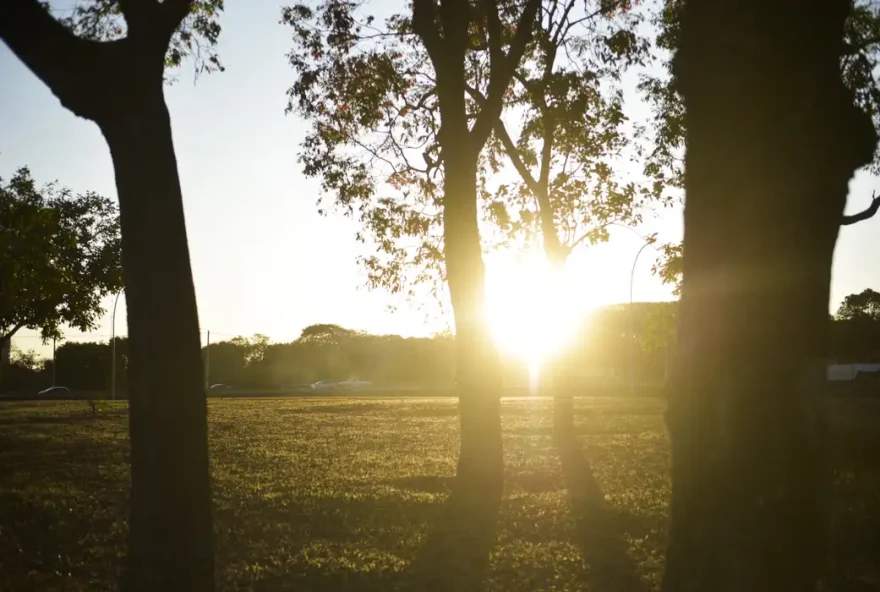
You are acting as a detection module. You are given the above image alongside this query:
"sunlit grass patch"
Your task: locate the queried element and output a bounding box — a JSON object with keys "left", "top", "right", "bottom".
{"left": 0, "top": 396, "right": 877, "bottom": 590}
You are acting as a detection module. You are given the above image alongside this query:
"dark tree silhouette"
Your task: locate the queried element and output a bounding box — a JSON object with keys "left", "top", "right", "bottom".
{"left": 663, "top": 1, "right": 877, "bottom": 591}
{"left": 411, "top": 0, "right": 540, "bottom": 491}
{"left": 0, "top": 2, "right": 223, "bottom": 590}
{"left": 1, "top": 167, "right": 122, "bottom": 343}
{"left": 837, "top": 288, "right": 880, "bottom": 321}
{"left": 646, "top": 1, "right": 880, "bottom": 297}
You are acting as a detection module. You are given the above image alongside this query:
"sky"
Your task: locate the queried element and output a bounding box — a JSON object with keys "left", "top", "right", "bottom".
{"left": 3, "top": 0, "right": 880, "bottom": 359}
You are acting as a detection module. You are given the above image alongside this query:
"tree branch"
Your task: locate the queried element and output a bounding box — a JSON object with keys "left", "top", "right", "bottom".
{"left": 469, "top": 0, "right": 541, "bottom": 151}
{"left": 842, "top": 191, "right": 880, "bottom": 226}
{"left": 490, "top": 110, "right": 566, "bottom": 263}
{"left": 1, "top": 321, "right": 28, "bottom": 342}
{"left": 157, "top": 0, "right": 195, "bottom": 42}
{"left": 412, "top": 0, "right": 444, "bottom": 67}
{"left": 118, "top": 0, "right": 159, "bottom": 34}
{"left": 491, "top": 116, "right": 541, "bottom": 195}
{"left": 0, "top": 0, "right": 115, "bottom": 119}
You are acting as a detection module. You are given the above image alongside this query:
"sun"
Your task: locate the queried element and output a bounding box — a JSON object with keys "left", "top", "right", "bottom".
{"left": 484, "top": 250, "right": 593, "bottom": 373}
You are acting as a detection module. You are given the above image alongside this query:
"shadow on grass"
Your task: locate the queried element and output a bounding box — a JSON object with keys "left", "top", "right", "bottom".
{"left": 404, "top": 479, "right": 501, "bottom": 592}
{"left": 249, "top": 476, "right": 500, "bottom": 592}
{"left": 555, "top": 429, "right": 649, "bottom": 592}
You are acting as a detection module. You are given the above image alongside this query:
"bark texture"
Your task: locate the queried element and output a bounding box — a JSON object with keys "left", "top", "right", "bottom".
{"left": 441, "top": 118, "right": 504, "bottom": 494}
{"left": 100, "top": 81, "right": 214, "bottom": 592}
{"left": 663, "top": 1, "right": 877, "bottom": 591}
{"left": 412, "top": 0, "right": 539, "bottom": 493}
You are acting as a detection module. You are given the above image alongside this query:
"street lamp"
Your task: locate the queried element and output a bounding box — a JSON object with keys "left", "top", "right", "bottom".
{"left": 572, "top": 222, "right": 664, "bottom": 395}
{"left": 110, "top": 291, "right": 122, "bottom": 401}
{"left": 629, "top": 239, "right": 657, "bottom": 397}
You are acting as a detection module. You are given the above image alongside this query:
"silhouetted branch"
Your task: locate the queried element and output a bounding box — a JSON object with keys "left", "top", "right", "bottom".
{"left": 842, "top": 191, "right": 880, "bottom": 226}
{"left": 491, "top": 117, "right": 541, "bottom": 195}
{"left": 158, "top": 0, "right": 195, "bottom": 42}
{"left": 0, "top": 0, "right": 115, "bottom": 119}
{"left": 412, "top": 0, "right": 444, "bottom": 65}
{"left": 1, "top": 322, "right": 28, "bottom": 342}
{"left": 469, "top": 0, "right": 541, "bottom": 151}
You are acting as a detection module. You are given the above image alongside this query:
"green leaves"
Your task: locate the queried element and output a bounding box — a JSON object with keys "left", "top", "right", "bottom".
{"left": 0, "top": 167, "right": 123, "bottom": 341}
{"left": 484, "top": 0, "right": 654, "bottom": 259}
{"left": 650, "top": 241, "right": 682, "bottom": 296}
{"left": 50, "top": 0, "right": 225, "bottom": 80}
{"left": 284, "top": 0, "right": 445, "bottom": 302}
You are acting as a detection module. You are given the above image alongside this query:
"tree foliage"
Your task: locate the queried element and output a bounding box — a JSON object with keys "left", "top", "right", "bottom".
{"left": 837, "top": 287, "right": 880, "bottom": 321}
{"left": 485, "top": 0, "right": 667, "bottom": 262}
{"left": 284, "top": 0, "right": 445, "bottom": 302}
{"left": 0, "top": 167, "right": 122, "bottom": 341}
{"left": 286, "top": 0, "right": 625, "bottom": 307}
{"left": 3, "top": 312, "right": 678, "bottom": 393}
{"left": 46, "top": 0, "right": 225, "bottom": 79}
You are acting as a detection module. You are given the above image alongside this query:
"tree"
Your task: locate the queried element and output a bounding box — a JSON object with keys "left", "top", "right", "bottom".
{"left": 1, "top": 167, "right": 122, "bottom": 342}
{"left": 481, "top": 0, "right": 657, "bottom": 431}
{"left": 285, "top": 0, "right": 541, "bottom": 490}
{"left": 0, "top": 346, "right": 50, "bottom": 393}
{"left": 836, "top": 287, "right": 880, "bottom": 321}
{"left": 0, "top": 2, "right": 223, "bottom": 589}
{"left": 645, "top": 2, "right": 880, "bottom": 297}
{"left": 662, "top": 1, "right": 877, "bottom": 591}
{"left": 833, "top": 288, "right": 880, "bottom": 363}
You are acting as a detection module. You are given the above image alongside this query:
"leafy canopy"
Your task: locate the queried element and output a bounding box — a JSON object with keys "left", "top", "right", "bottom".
{"left": 837, "top": 288, "right": 880, "bottom": 321}
{"left": 484, "top": 0, "right": 667, "bottom": 263}
{"left": 0, "top": 167, "right": 123, "bottom": 341}
{"left": 284, "top": 0, "right": 572, "bottom": 307}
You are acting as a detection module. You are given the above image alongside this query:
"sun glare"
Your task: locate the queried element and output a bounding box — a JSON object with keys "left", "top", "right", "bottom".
{"left": 485, "top": 251, "right": 593, "bottom": 379}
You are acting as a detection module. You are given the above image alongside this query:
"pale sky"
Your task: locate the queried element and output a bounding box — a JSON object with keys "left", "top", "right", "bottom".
{"left": 3, "top": 0, "right": 880, "bottom": 359}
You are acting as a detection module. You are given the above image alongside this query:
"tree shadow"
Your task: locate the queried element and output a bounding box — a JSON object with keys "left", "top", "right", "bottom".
{"left": 555, "top": 430, "right": 650, "bottom": 592}
{"left": 402, "top": 477, "right": 502, "bottom": 592}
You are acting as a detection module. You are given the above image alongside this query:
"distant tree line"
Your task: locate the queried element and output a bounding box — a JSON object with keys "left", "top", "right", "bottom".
{"left": 5, "top": 291, "right": 880, "bottom": 396}
{"left": 2, "top": 305, "right": 681, "bottom": 394}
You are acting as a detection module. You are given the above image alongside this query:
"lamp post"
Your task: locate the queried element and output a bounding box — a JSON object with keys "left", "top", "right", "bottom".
{"left": 629, "top": 240, "right": 656, "bottom": 397}
{"left": 110, "top": 291, "right": 121, "bottom": 401}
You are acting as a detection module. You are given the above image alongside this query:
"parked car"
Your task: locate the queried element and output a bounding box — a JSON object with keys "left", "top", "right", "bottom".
{"left": 310, "top": 381, "right": 337, "bottom": 391}
{"left": 38, "top": 386, "right": 70, "bottom": 396}
{"left": 209, "top": 384, "right": 233, "bottom": 391}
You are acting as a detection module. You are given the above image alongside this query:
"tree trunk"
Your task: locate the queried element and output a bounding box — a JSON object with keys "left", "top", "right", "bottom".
{"left": 443, "top": 151, "right": 504, "bottom": 495}
{"left": 98, "top": 79, "right": 214, "bottom": 592}
{"left": 663, "top": 2, "right": 876, "bottom": 591}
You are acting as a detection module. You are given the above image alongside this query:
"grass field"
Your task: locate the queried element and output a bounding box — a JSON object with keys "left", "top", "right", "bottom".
{"left": 0, "top": 397, "right": 878, "bottom": 591}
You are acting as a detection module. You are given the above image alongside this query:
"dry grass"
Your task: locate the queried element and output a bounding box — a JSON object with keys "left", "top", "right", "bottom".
{"left": 0, "top": 396, "right": 877, "bottom": 591}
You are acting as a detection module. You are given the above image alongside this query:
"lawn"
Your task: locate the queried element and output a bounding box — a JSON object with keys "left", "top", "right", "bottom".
{"left": 0, "top": 397, "right": 877, "bottom": 591}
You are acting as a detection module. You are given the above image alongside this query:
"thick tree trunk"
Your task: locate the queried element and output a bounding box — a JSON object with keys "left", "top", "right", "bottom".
{"left": 98, "top": 80, "right": 214, "bottom": 592}
{"left": 663, "top": 2, "right": 877, "bottom": 591}
{"left": 443, "top": 152, "right": 504, "bottom": 495}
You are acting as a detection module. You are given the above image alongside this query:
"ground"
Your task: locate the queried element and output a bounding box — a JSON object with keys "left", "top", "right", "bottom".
{"left": 0, "top": 397, "right": 877, "bottom": 591}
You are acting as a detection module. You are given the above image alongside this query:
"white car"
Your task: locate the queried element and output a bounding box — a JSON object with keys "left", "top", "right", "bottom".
{"left": 38, "top": 386, "right": 70, "bottom": 396}
{"left": 310, "top": 380, "right": 337, "bottom": 391}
